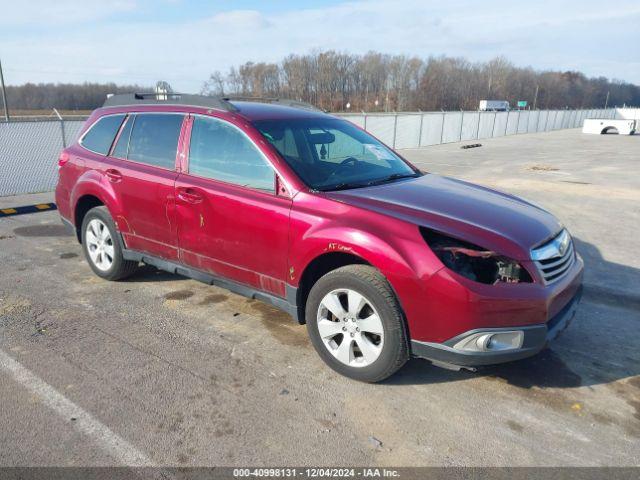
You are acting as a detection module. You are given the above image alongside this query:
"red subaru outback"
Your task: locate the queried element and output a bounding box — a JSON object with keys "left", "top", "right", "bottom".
{"left": 56, "top": 93, "right": 583, "bottom": 382}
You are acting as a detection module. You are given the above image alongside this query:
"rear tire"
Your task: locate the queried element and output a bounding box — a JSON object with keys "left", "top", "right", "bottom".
{"left": 306, "top": 265, "right": 409, "bottom": 382}
{"left": 81, "top": 206, "right": 138, "bottom": 281}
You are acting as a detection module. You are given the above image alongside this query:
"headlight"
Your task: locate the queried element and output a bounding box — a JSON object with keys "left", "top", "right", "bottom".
{"left": 420, "top": 228, "right": 532, "bottom": 285}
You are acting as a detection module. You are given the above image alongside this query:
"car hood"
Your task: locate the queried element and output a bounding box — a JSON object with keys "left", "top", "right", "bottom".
{"left": 324, "top": 174, "right": 562, "bottom": 260}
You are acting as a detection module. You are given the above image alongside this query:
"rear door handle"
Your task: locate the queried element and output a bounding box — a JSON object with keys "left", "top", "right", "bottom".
{"left": 105, "top": 169, "right": 122, "bottom": 183}
{"left": 177, "top": 188, "right": 203, "bottom": 204}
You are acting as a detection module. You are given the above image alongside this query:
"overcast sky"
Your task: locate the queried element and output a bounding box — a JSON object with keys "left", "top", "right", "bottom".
{"left": 1, "top": 0, "right": 639, "bottom": 91}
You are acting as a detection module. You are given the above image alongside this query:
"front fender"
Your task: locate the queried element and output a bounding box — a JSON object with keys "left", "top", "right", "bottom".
{"left": 288, "top": 192, "right": 444, "bottom": 338}
{"left": 291, "top": 225, "right": 418, "bottom": 287}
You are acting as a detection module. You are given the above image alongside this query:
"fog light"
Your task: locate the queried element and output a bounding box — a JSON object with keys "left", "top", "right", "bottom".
{"left": 487, "top": 331, "right": 524, "bottom": 350}
{"left": 453, "top": 330, "right": 524, "bottom": 352}
{"left": 475, "top": 334, "right": 493, "bottom": 351}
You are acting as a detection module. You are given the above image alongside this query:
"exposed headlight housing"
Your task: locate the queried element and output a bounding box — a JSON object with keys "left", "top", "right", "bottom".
{"left": 420, "top": 228, "right": 532, "bottom": 285}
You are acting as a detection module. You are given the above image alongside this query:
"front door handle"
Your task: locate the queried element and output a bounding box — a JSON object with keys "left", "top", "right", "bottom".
{"left": 105, "top": 169, "right": 122, "bottom": 183}
{"left": 177, "top": 188, "right": 203, "bottom": 204}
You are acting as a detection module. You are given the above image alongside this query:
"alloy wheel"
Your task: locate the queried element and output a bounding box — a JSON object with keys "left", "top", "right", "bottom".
{"left": 316, "top": 288, "right": 384, "bottom": 368}
{"left": 85, "top": 218, "right": 114, "bottom": 271}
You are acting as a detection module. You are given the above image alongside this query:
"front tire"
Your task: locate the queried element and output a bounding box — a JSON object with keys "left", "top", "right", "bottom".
{"left": 81, "top": 206, "right": 138, "bottom": 281}
{"left": 306, "top": 265, "right": 409, "bottom": 382}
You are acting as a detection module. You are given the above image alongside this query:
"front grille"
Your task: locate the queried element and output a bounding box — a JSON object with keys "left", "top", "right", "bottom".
{"left": 531, "top": 230, "right": 575, "bottom": 284}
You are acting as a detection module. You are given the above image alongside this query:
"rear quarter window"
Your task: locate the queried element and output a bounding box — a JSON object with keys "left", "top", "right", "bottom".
{"left": 127, "top": 113, "right": 184, "bottom": 169}
{"left": 80, "top": 114, "right": 125, "bottom": 155}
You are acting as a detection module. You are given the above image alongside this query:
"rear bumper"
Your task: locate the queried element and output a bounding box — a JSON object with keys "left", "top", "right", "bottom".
{"left": 411, "top": 285, "right": 582, "bottom": 367}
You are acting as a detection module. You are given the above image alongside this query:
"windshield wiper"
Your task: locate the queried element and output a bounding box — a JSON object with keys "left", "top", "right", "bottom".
{"left": 320, "top": 181, "right": 369, "bottom": 192}
{"left": 320, "top": 173, "right": 420, "bottom": 192}
{"left": 365, "top": 173, "right": 419, "bottom": 187}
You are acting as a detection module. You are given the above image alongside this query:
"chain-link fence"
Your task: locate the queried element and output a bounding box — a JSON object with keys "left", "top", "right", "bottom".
{"left": 0, "top": 119, "right": 85, "bottom": 196}
{"left": 0, "top": 107, "right": 629, "bottom": 197}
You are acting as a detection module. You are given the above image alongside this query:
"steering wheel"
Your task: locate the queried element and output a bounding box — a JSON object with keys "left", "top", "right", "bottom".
{"left": 338, "top": 157, "right": 359, "bottom": 167}
{"left": 327, "top": 157, "right": 360, "bottom": 181}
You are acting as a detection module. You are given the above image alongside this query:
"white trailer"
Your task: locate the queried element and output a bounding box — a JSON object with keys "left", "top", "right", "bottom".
{"left": 479, "top": 100, "right": 509, "bottom": 111}
{"left": 582, "top": 118, "right": 636, "bottom": 135}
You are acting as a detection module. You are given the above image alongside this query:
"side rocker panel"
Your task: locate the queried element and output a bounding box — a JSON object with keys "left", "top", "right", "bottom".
{"left": 121, "top": 247, "right": 299, "bottom": 321}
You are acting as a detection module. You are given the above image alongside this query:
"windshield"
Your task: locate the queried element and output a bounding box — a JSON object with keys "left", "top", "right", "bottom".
{"left": 253, "top": 118, "right": 419, "bottom": 191}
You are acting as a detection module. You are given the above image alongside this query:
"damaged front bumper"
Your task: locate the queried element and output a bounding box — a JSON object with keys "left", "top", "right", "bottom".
{"left": 411, "top": 285, "right": 583, "bottom": 367}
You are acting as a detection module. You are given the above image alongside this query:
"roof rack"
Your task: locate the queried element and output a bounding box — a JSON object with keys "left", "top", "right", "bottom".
{"left": 222, "top": 96, "right": 324, "bottom": 112}
{"left": 103, "top": 93, "right": 238, "bottom": 111}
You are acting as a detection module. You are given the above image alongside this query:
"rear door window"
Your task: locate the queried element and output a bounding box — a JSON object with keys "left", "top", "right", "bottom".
{"left": 80, "top": 114, "right": 125, "bottom": 155}
{"left": 127, "top": 113, "right": 184, "bottom": 169}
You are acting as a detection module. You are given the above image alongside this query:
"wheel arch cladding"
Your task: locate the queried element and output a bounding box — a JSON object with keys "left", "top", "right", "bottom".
{"left": 74, "top": 195, "right": 105, "bottom": 242}
{"left": 296, "top": 252, "right": 370, "bottom": 324}
{"left": 294, "top": 251, "right": 412, "bottom": 340}
{"left": 71, "top": 169, "right": 123, "bottom": 236}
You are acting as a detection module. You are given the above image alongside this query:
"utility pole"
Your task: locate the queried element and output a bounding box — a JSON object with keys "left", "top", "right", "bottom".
{"left": 604, "top": 90, "right": 610, "bottom": 109}
{"left": 0, "top": 58, "right": 9, "bottom": 122}
{"left": 533, "top": 85, "right": 539, "bottom": 110}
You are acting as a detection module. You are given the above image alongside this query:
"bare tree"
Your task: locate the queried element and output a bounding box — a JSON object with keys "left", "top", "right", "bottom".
{"left": 5, "top": 51, "right": 639, "bottom": 112}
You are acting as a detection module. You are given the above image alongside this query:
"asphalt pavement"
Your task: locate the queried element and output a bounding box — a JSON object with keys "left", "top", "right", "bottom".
{"left": 0, "top": 129, "right": 638, "bottom": 467}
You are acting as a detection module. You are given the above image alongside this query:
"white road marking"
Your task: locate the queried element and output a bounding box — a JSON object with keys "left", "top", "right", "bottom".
{"left": 0, "top": 349, "right": 153, "bottom": 466}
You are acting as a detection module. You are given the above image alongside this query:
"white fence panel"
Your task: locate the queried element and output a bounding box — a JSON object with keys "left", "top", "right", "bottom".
{"left": 395, "top": 114, "right": 422, "bottom": 149}
{"left": 560, "top": 111, "right": 568, "bottom": 128}
{"left": 492, "top": 112, "right": 508, "bottom": 137}
{"left": 536, "top": 110, "right": 547, "bottom": 132}
{"left": 617, "top": 108, "right": 640, "bottom": 120}
{"left": 420, "top": 113, "right": 444, "bottom": 146}
{"left": 526, "top": 110, "right": 538, "bottom": 133}
{"left": 460, "top": 112, "right": 479, "bottom": 141}
{"left": 477, "top": 112, "right": 495, "bottom": 139}
{"left": 516, "top": 111, "right": 528, "bottom": 134}
{"left": 505, "top": 111, "right": 518, "bottom": 135}
{"left": 342, "top": 114, "right": 366, "bottom": 129}
{"left": 547, "top": 111, "right": 556, "bottom": 130}
{"left": 364, "top": 115, "right": 395, "bottom": 146}
{"left": 335, "top": 108, "right": 614, "bottom": 147}
{"left": 441, "top": 111, "right": 463, "bottom": 143}
{"left": 0, "top": 108, "right": 623, "bottom": 196}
